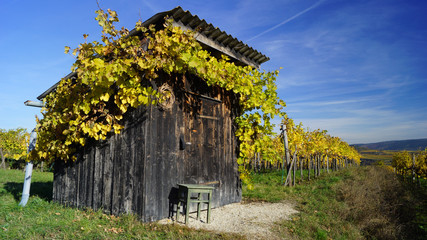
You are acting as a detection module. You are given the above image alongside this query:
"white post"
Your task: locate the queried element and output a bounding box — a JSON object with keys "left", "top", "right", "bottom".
{"left": 19, "top": 129, "right": 37, "bottom": 207}
{"left": 281, "top": 124, "right": 290, "bottom": 185}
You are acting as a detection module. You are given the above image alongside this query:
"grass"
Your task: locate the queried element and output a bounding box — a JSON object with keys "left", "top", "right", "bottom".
{"left": 243, "top": 168, "right": 334, "bottom": 202}
{"left": 0, "top": 169, "right": 244, "bottom": 240}
{"left": 244, "top": 169, "right": 362, "bottom": 239}
{"left": 243, "top": 166, "right": 427, "bottom": 239}
{"left": 2, "top": 167, "right": 426, "bottom": 239}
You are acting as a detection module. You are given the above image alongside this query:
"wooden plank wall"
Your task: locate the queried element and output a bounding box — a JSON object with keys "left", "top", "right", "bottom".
{"left": 52, "top": 75, "right": 241, "bottom": 222}
{"left": 53, "top": 106, "right": 148, "bottom": 216}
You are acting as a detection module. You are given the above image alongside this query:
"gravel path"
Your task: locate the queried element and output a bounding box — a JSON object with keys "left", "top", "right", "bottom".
{"left": 158, "top": 201, "right": 298, "bottom": 239}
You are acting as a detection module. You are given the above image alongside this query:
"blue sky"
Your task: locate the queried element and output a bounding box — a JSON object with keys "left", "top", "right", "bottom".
{"left": 1, "top": 0, "right": 426, "bottom": 144}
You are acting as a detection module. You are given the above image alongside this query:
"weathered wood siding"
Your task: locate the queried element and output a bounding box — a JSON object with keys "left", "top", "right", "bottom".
{"left": 52, "top": 74, "right": 241, "bottom": 222}
{"left": 53, "top": 105, "right": 148, "bottom": 216}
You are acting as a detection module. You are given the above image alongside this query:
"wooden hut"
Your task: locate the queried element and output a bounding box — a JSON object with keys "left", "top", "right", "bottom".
{"left": 37, "top": 6, "right": 269, "bottom": 222}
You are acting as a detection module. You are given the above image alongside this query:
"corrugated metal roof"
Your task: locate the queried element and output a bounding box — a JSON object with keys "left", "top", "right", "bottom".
{"left": 38, "top": 6, "right": 268, "bottom": 100}
{"left": 161, "top": 6, "right": 269, "bottom": 68}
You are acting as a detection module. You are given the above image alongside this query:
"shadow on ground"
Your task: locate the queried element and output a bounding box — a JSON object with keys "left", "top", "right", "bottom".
{"left": 3, "top": 181, "right": 53, "bottom": 202}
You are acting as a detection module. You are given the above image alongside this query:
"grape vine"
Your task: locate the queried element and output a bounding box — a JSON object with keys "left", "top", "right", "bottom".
{"left": 239, "top": 115, "right": 361, "bottom": 188}
{"left": 392, "top": 149, "right": 427, "bottom": 180}
{"left": 0, "top": 128, "right": 29, "bottom": 168}
{"left": 29, "top": 8, "right": 285, "bottom": 184}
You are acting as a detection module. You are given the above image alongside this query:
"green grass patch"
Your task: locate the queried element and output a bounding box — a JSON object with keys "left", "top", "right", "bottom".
{"left": 243, "top": 169, "right": 362, "bottom": 239}
{"left": 0, "top": 169, "right": 244, "bottom": 240}
{"left": 2, "top": 167, "right": 426, "bottom": 239}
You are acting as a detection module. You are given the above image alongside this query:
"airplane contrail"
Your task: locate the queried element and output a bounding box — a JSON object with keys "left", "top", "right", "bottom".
{"left": 247, "top": 0, "right": 324, "bottom": 42}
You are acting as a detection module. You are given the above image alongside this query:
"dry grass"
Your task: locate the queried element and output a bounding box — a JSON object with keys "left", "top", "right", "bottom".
{"left": 262, "top": 166, "right": 427, "bottom": 239}
{"left": 336, "top": 166, "right": 425, "bottom": 239}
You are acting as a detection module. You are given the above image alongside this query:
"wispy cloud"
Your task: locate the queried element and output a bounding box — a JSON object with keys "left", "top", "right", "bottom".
{"left": 140, "top": 0, "right": 162, "bottom": 14}
{"left": 247, "top": 0, "right": 324, "bottom": 42}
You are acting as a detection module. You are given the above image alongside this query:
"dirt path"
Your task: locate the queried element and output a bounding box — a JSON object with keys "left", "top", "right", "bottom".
{"left": 158, "top": 201, "right": 298, "bottom": 239}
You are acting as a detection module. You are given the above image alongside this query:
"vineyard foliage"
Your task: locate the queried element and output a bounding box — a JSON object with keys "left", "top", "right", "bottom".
{"left": 392, "top": 149, "right": 427, "bottom": 179}
{"left": 29, "top": 8, "right": 359, "bottom": 183}
{"left": 29, "top": 9, "right": 284, "bottom": 181}
{"left": 236, "top": 114, "right": 361, "bottom": 187}
{"left": 0, "top": 128, "right": 29, "bottom": 168}
{"left": 275, "top": 116, "right": 360, "bottom": 166}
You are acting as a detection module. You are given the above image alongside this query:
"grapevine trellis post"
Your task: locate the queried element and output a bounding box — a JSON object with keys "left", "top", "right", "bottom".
{"left": 412, "top": 153, "right": 416, "bottom": 182}
{"left": 300, "top": 157, "right": 303, "bottom": 181}
{"left": 328, "top": 157, "right": 331, "bottom": 171}
{"left": 284, "top": 150, "right": 297, "bottom": 186}
{"left": 293, "top": 155, "right": 297, "bottom": 185}
{"left": 281, "top": 123, "right": 290, "bottom": 185}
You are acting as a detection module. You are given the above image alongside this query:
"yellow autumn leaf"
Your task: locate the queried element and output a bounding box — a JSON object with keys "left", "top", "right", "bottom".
{"left": 100, "top": 92, "right": 110, "bottom": 102}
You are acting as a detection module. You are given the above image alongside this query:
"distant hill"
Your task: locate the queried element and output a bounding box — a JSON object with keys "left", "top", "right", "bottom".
{"left": 353, "top": 138, "right": 427, "bottom": 151}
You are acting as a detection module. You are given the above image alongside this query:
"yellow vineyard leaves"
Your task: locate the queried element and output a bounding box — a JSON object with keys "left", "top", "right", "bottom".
{"left": 31, "top": 8, "right": 285, "bottom": 186}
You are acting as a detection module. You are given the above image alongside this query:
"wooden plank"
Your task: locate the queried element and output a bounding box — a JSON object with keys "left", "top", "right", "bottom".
{"left": 142, "top": 105, "right": 151, "bottom": 221}
{"left": 175, "top": 102, "right": 185, "bottom": 219}
{"left": 111, "top": 134, "right": 122, "bottom": 216}
{"left": 199, "top": 115, "right": 219, "bottom": 120}
{"left": 144, "top": 104, "right": 157, "bottom": 221}
{"left": 143, "top": 101, "right": 180, "bottom": 221}
{"left": 78, "top": 149, "right": 85, "bottom": 207}
{"left": 156, "top": 109, "right": 165, "bottom": 219}
{"left": 60, "top": 161, "right": 66, "bottom": 205}
{"left": 117, "top": 133, "right": 125, "bottom": 215}
{"left": 133, "top": 109, "right": 146, "bottom": 217}
{"left": 82, "top": 147, "right": 89, "bottom": 207}
{"left": 73, "top": 160, "right": 80, "bottom": 207}
{"left": 110, "top": 135, "right": 118, "bottom": 214}
{"left": 183, "top": 90, "right": 222, "bottom": 103}
{"left": 62, "top": 163, "right": 68, "bottom": 206}
{"left": 102, "top": 141, "right": 112, "bottom": 213}
{"left": 128, "top": 125, "right": 137, "bottom": 215}
{"left": 52, "top": 161, "right": 58, "bottom": 203}
{"left": 218, "top": 104, "right": 226, "bottom": 205}
{"left": 84, "top": 148, "right": 91, "bottom": 207}
{"left": 68, "top": 160, "right": 76, "bottom": 207}
{"left": 163, "top": 106, "right": 178, "bottom": 220}
{"left": 224, "top": 111, "right": 233, "bottom": 205}
{"left": 211, "top": 102, "right": 221, "bottom": 207}
{"left": 123, "top": 125, "right": 133, "bottom": 214}
{"left": 52, "top": 160, "right": 62, "bottom": 204}
{"left": 201, "top": 99, "right": 219, "bottom": 208}
{"left": 87, "top": 146, "right": 94, "bottom": 208}
{"left": 93, "top": 144, "right": 103, "bottom": 210}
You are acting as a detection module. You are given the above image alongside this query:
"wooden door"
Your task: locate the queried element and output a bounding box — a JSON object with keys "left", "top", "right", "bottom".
{"left": 183, "top": 95, "right": 221, "bottom": 185}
